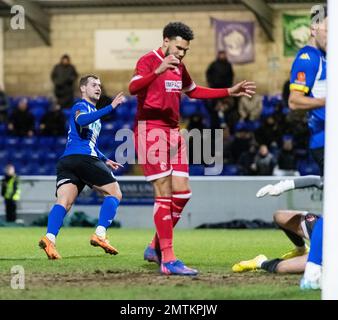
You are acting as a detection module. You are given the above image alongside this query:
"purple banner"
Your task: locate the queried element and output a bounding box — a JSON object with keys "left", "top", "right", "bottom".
{"left": 210, "top": 18, "right": 255, "bottom": 64}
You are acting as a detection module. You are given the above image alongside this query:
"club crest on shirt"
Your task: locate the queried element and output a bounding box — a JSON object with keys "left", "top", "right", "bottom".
{"left": 165, "top": 80, "right": 182, "bottom": 92}
{"left": 296, "top": 72, "right": 306, "bottom": 84}
{"left": 160, "top": 161, "right": 168, "bottom": 171}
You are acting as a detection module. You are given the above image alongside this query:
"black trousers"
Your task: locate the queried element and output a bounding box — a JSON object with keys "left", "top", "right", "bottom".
{"left": 310, "top": 147, "right": 324, "bottom": 176}
{"left": 5, "top": 199, "right": 17, "bottom": 222}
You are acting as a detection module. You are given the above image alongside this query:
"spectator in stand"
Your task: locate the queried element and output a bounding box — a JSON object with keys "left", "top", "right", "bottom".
{"left": 231, "top": 122, "right": 255, "bottom": 163}
{"left": 209, "top": 98, "right": 239, "bottom": 133}
{"left": 223, "top": 126, "right": 234, "bottom": 165}
{"left": 238, "top": 94, "right": 262, "bottom": 122}
{"left": 282, "top": 78, "right": 291, "bottom": 108}
{"left": 0, "top": 86, "right": 10, "bottom": 123}
{"left": 210, "top": 98, "right": 227, "bottom": 129}
{"left": 255, "top": 115, "right": 283, "bottom": 148}
{"left": 285, "top": 110, "right": 310, "bottom": 152}
{"left": 251, "top": 144, "right": 276, "bottom": 176}
{"left": 237, "top": 143, "right": 257, "bottom": 176}
{"left": 51, "top": 54, "right": 78, "bottom": 108}
{"left": 39, "top": 101, "right": 66, "bottom": 136}
{"left": 187, "top": 113, "right": 205, "bottom": 164}
{"left": 206, "top": 50, "right": 234, "bottom": 89}
{"left": 274, "top": 136, "right": 299, "bottom": 176}
{"left": 7, "top": 98, "right": 35, "bottom": 137}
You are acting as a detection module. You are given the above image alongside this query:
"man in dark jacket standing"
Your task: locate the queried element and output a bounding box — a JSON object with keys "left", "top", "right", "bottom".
{"left": 51, "top": 54, "right": 78, "bottom": 108}
{"left": 1, "top": 164, "right": 20, "bottom": 222}
{"left": 206, "top": 50, "right": 234, "bottom": 89}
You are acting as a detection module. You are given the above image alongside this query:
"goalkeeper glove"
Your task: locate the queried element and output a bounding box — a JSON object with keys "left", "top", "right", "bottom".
{"left": 256, "top": 180, "right": 295, "bottom": 198}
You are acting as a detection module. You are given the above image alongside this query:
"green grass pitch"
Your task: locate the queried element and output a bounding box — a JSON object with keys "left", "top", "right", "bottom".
{"left": 0, "top": 227, "right": 320, "bottom": 300}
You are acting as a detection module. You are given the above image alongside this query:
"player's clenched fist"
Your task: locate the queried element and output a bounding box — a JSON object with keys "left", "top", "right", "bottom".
{"left": 155, "top": 54, "right": 180, "bottom": 74}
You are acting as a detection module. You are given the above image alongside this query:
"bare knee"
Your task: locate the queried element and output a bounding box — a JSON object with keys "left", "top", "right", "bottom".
{"left": 153, "top": 177, "right": 172, "bottom": 197}
{"left": 273, "top": 210, "right": 286, "bottom": 226}
{"left": 56, "top": 199, "right": 73, "bottom": 212}
{"left": 109, "top": 189, "right": 122, "bottom": 201}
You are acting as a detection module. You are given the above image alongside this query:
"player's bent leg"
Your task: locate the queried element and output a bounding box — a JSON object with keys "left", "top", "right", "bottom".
{"left": 90, "top": 182, "right": 122, "bottom": 255}
{"left": 149, "top": 175, "right": 191, "bottom": 254}
{"left": 172, "top": 175, "right": 191, "bottom": 227}
{"left": 39, "top": 183, "right": 78, "bottom": 260}
{"left": 273, "top": 210, "right": 309, "bottom": 259}
{"left": 275, "top": 254, "right": 308, "bottom": 274}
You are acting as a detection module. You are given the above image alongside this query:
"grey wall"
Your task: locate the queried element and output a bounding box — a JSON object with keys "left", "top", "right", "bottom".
{"left": 0, "top": 176, "right": 323, "bottom": 228}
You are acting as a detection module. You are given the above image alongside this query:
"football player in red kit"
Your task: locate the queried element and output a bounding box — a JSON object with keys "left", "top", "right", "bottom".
{"left": 129, "top": 22, "right": 256, "bottom": 275}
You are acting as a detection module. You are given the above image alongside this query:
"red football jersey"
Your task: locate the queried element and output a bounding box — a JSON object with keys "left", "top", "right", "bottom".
{"left": 130, "top": 48, "right": 196, "bottom": 128}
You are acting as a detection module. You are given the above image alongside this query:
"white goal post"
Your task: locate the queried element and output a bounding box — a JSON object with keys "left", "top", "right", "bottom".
{"left": 322, "top": 0, "right": 338, "bottom": 300}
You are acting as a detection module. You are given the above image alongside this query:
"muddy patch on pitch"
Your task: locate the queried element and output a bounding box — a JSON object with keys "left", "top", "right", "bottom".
{"left": 0, "top": 270, "right": 300, "bottom": 289}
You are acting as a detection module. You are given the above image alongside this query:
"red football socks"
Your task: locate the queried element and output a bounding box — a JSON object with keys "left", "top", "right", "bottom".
{"left": 150, "top": 191, "right": 191, "bottom": 262}
{"left": 153, "top": 197, "right": 175, "bottom": 262}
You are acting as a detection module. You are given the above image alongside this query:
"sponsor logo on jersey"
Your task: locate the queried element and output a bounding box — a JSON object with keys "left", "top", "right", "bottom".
{"left": 300, "top": 53, "right": 311, "bottom": 60}
{"left": 165, "top": 80, "right": 182, "bottom": 92}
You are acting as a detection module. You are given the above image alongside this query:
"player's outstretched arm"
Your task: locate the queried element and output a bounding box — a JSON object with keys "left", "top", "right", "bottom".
{"left": 256, "top": 175, "right": 323, "bottom": 198}
{"left": 76, "top": 92, "right": 125, "bottom": 126}
{"left": 256, "top": 180, "right": 295, "bottom": 198}
{"left": 228, "top": 80, "right": 256, "bottom": 98}
{"left": 186, "top": 80, "right": 256, "bottom": 100}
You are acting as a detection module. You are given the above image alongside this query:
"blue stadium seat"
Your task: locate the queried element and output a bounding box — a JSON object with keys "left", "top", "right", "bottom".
{"left": 30, "top": 107, "right": 46, "bottom": 121}
{"left": 115, "top": 102, "right": 133, "bottom": 121}
{"left": 5, "top": 137, "right": 21, "bottom": 152}
{"left": 21, "top": 136, "right": 37, "bottom": 148}
{"left": 11, "top": 150, "right": 25, "bottom": 162}
{"left": 62, "top": 108, "right": 72, "bottom": 120}
{"left": 35, "top": 164, "right": 50, "bottom": 175}
{"left": 28, "top": 150, "right": 44, "bottom": 163}
{"left": 0, "top": 123, "right": 6, "bottom": 136}
{"left": 0, "top": 150, "right": 9, "bottom": 165}
{"left": 38, "top": 136, "right": 56, "bottom": 147}
{"left": 221, "top": 164, "right": 239, "bottom": 176}
{"left": 46, "top": 151, "right": 58, "bottom": 162}
{"left": 180, "top": 97, "right": 200, "bottom": 118}
{"left": 56, "top": 137, "right": 67, "bottom": 148}
{"left": 298, "top": 159, "right": 320, "bottom": 176}
{"left": 29, "top": 96, "right": 51, "bottom": 109}
{"left": 17, "top": 164, "right": 32, "bottom": 175}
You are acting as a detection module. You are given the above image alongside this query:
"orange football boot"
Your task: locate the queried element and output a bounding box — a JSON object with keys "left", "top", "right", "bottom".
{"left": 38, "top": 236, "right": 61, "bottom": 260}
{"left": 90, "top": 234, "right": 119, "bottom": 255}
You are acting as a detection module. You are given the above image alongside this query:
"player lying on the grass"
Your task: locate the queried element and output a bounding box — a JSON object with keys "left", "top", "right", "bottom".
{"left": 39, "top": 75, "right": 125, "bottom": 259}
{"left": 257, "top": 175, "right": 324, "bottom": 290}
{"left": 232, "top": 175, "right": 323, "bottom": 277}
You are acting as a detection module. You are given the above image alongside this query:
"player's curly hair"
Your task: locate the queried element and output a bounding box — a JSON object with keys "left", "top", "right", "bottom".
{"left": 163, "top": 22, "right": 194, "bottom": 41}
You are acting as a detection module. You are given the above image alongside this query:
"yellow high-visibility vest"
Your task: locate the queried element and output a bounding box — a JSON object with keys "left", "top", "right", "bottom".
{"left": 4, "top": 176, "right": 20, "bottom": 201}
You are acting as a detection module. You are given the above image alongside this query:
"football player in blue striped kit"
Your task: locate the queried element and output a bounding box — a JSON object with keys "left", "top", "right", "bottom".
{"left": 289, "top": 5, "right": 327, "bottom": 290}
{"left": 288, "top": 6, "right": 327, "bottom": 175}
{"left": 39, "top": 75, "right": 125, "bottom": 259}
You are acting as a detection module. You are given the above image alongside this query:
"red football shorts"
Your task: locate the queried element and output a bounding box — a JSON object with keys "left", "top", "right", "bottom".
{"left": 134, "top": 122, "right": 189, "bottom": 181}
